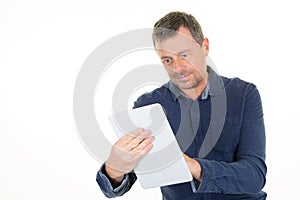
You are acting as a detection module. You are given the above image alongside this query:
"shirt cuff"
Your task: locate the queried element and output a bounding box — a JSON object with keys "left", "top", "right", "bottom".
{"left": 96, "top": 163, "right": 136, "bottom": 198}
{"left": 99, "top": 163, "right": 130, "bottom": 192}
{"left": 191, "top": 178, "right": 201, "bottom": 192}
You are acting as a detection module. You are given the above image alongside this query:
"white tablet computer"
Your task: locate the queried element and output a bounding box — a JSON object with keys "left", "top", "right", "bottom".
{"left": 108, "top": 103, "right": 193, "bottom": 189}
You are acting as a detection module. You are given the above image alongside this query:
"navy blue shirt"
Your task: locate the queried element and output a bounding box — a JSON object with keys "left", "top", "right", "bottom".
{"left": 96, "top": 67, "right": 267, "bottom": 199}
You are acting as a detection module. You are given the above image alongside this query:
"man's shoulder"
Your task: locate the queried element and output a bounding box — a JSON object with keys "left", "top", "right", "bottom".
{"left": 133, "top": 85, "right": 172, "bottom": 108}
{"left": 218, "top": 75, "right": 261, "bottom": 107}
{"left": 209, "top": 67, "right": 258, "bottom": 96}
{"left": 221, "top": 75, "right": 257, "bottom": 92}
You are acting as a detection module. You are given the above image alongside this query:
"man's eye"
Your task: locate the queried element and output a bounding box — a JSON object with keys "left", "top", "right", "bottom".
{"left": 181, "top": 53, "right": 188, "bottom": 58}
{"left": 163, "top": 58, "right": 172, "bottom": 64}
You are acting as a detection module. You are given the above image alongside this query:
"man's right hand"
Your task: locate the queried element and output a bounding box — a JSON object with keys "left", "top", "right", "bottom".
{"left": 105, "top": 128, "right": 154, "bottom": 186}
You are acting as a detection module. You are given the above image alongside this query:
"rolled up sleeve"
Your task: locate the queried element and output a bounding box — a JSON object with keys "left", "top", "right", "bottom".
{"left": 96, "top": 163, "right": 137, "bottom": 198}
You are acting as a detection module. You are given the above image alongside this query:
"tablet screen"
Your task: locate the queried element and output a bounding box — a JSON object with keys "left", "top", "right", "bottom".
{"left": 108, "top": 103, "right": 192, "bottom": 188}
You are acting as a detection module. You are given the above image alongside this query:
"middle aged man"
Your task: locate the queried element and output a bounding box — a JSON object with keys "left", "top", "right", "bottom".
{"left": 96, "top": 11, "right": 267, "bottom": 200}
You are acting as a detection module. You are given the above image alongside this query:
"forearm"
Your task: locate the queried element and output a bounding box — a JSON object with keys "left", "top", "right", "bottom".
{"left": 190, "top": 84, "right": 267, "bottom": 194}
{"left": 193, "top": 156, "right": 266, "bottom": 194}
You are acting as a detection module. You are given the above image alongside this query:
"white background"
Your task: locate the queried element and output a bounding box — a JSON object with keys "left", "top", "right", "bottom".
{"left": 1, "top": 0, "right": 299, "bottom": 199}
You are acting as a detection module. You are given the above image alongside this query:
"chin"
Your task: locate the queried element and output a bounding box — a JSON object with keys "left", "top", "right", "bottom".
{"left": 177, "top": 83, "right": 196, "bottom": 90}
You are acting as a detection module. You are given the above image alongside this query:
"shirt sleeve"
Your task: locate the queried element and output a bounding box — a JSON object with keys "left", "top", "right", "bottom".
{"left": 191, "top": 84, "right": 267, "bottom": 194}
{"left": 96, "top": 163, "right": 137, "bottom": 198}
{"left": 95, "top": 91, "right": 147, "bottom": 197}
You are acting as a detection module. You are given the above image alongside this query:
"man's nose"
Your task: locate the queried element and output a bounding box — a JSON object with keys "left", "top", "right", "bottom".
{"left": 173, "top": 57, "right": 186, "bottom": 73}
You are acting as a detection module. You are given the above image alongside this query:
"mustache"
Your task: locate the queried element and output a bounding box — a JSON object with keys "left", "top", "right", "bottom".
{"left": 173, "top": 70, "right": 193, "bottom": 78}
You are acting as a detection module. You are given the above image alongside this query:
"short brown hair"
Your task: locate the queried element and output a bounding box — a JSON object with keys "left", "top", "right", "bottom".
{"left": 152, "top": 11, "right": 204, "bottom": 46}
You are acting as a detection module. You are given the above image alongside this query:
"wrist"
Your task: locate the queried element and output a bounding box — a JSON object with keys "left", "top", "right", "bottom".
{"left": 190, "top": 159, "right": 201, "bottom": 181}
{"left": 184, "top": 155, "right": 202, "bottom": 181}
{"left": 104, "top": 163, "right": 125, "bottom": 185}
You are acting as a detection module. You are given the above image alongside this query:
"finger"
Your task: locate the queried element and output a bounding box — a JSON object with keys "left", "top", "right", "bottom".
{"left": 133, "top": 139, "right": 154, "bottom": 160}
{"left": 128, "top": 130, "right": 151, "bottom": 148}
{"left": 131, "top": 135, "right": 154, "bottom": 155}
{"left": 126, "top": 130, "right": 152, "bottom": 151}
{"left": 116, "top": 128, "right": 144, "bottom": 146}
{"left": 127, "top": 127, "right": 145, "bottom": 138}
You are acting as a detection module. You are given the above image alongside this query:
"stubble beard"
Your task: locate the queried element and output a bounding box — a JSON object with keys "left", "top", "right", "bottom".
{"left": 175, "top": 74, "right": 202, "bottom": 90}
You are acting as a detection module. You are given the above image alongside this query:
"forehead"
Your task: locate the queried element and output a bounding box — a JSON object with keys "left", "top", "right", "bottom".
{"left": 155, "top": 27, "right": 200, "bottom": 55}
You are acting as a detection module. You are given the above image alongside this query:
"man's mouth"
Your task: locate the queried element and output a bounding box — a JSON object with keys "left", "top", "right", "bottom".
{"left": 178, "top": 73, "right": 192, "bottom": 82}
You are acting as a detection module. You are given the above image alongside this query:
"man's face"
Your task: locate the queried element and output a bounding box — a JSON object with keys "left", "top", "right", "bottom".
{"left": 155, "top": 26, "right": 209, "bottom": 93}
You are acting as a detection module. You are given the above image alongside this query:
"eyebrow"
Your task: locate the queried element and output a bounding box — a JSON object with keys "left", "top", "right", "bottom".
{"left": 160, "top": 49, "right": 191, "bottom": 59}
{"left": 160, "top": 55, "right": 171, "bottom": 60}
{"left": 177, "top": 49, "right": 191, "bottom": 55}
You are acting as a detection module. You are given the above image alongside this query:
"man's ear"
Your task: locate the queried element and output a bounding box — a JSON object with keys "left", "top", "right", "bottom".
{"left": 202, "top": 38, "right": 209, "bottom": 56}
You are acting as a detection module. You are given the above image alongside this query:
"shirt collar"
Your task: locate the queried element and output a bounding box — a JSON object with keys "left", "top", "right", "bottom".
{"left": 163, "top": 66, "right": 224, "bottom": 102}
